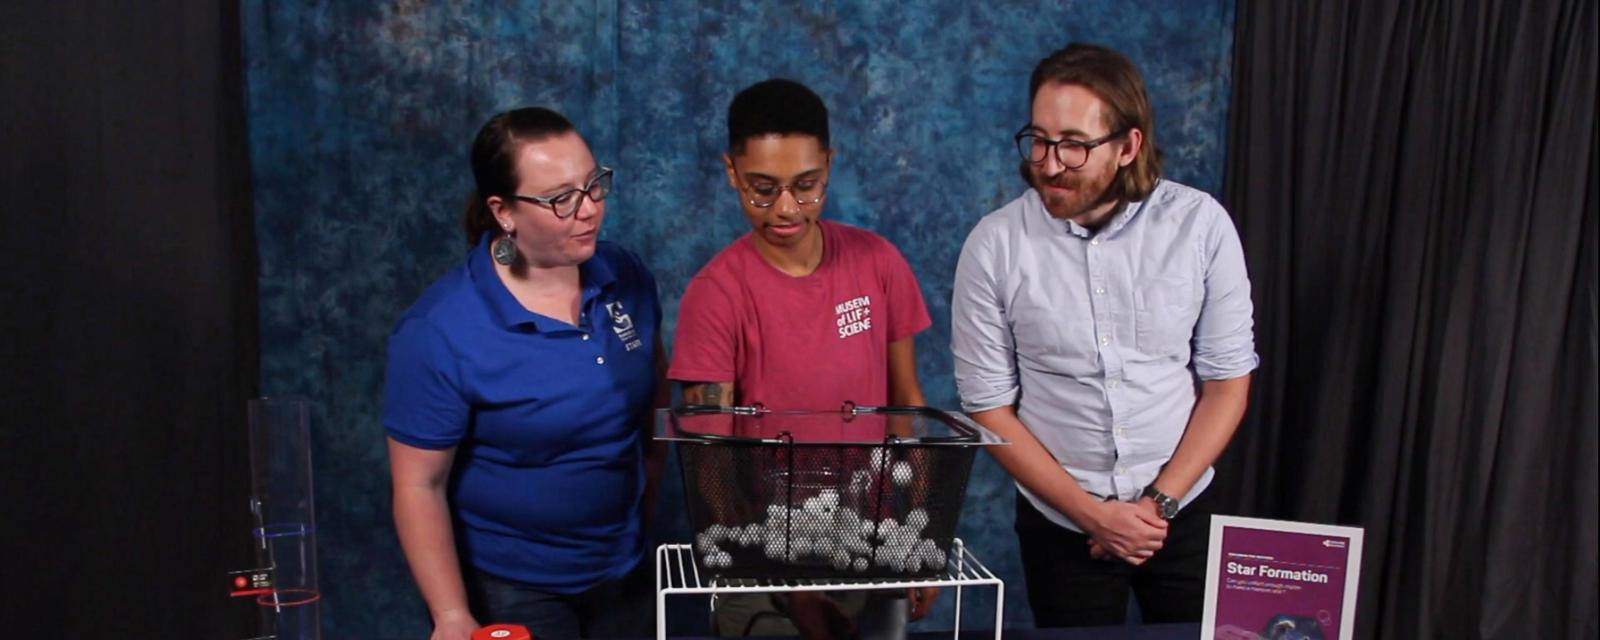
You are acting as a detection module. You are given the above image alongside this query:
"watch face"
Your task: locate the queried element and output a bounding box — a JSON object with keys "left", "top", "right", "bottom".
{"left": 1143, "top": 486, "right": 1177, "bottom": 517}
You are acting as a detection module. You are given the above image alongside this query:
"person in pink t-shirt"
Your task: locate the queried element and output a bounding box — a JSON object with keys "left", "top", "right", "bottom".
{"left": 668, "top": 79, "right": 937, "bottom": 639}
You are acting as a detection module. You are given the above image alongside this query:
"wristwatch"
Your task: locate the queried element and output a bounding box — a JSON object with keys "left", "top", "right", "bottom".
{"left": 1140, "top": 485, "right": 1181, "bottom": 520}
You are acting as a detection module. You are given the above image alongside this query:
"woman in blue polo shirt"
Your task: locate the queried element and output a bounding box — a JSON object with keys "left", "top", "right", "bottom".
{"left": 384, "top": 107, "right": 662, "bottom": 640}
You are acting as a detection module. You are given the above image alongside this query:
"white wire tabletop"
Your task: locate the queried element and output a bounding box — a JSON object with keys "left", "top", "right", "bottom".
{"left": 655, "top": 537, "right": 1004, "bottom": 639}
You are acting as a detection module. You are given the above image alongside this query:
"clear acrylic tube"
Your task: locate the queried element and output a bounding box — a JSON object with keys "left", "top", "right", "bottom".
{"left": 248, "top": 398, "right": 322, "bottom": 640}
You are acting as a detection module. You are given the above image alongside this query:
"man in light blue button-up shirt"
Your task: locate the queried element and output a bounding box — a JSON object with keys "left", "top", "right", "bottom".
{"left": 952, "top": 43, "right": 1258, "bottom": 627}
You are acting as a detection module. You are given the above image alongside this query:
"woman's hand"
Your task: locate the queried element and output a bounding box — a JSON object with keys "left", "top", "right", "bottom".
{"left": 429, "top": 608, "right": 479, "bottom": 640}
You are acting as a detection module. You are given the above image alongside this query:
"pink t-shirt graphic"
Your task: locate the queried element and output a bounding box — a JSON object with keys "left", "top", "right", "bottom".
{"left": 669, "top": 220, "right": 931, "bottom": 439}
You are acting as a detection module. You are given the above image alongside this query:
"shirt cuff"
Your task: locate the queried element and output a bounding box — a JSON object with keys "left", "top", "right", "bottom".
{"left": 1194, "top": 351, "right": 1260, "bottom": 380}
{"left": 384, "top": 426, "right": 460, "bottom": 451}
{"left": 958, "top": 386, "right": 1019, "bottom": 414}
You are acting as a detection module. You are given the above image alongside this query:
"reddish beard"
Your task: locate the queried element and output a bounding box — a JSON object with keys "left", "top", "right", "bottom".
{"left": 1032, "top": 162, "right": 1120, "bottom": 221}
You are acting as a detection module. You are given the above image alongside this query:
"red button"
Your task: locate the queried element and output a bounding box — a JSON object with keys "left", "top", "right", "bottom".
{"left": 472, "top": 624, "right": 533, "bottom": 640}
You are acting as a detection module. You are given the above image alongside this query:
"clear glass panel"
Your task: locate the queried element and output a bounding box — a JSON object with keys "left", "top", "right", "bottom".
{"left": 653, "top": 406, "right": 1008, "bottom": 446}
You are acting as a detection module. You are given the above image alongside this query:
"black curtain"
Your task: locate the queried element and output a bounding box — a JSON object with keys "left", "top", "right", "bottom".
{"left": 1220, "top": 0, "right": 1597, "bottom": 638}
{"left": 0, "top": 1, "right": 259, "bottom": 637}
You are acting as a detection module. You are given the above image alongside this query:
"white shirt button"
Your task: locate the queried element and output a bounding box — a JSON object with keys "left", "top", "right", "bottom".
{"left": 1094, "top": 287, "right": 1106, "bottom": 295}
{"left": 595, "top": 356, "right": 605, "bottom": 365}
{"left": 1100, "top": 335, "right": 1111, "bottom": 345}
{"left": 1116, "top": 425, "right": 1128, "bottom": 437}
{"left": 1116, "top": 465, "right": 1127, "bottom": 475}
{"left": 1091, "top": 238, "right": 1101, "bottom": 246}
{"left": 1108, "top": 378, "right": 1121, "bottom": 389}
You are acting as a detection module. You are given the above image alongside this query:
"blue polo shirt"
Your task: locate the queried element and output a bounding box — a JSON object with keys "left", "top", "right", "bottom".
{"left": 382, "top": 235, "right": 660, "bottom": 593}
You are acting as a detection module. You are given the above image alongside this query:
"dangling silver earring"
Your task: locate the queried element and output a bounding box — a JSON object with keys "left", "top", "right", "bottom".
{"left": 491, "top": 225, "right": 517, "bottom": 265}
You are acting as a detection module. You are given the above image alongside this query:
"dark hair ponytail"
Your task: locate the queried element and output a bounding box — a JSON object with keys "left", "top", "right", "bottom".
{"left": 461, "top": 107, "right": 578, "bottom": 244}
{"left": 461, "top": 191, "right": 496, "bottom": 246}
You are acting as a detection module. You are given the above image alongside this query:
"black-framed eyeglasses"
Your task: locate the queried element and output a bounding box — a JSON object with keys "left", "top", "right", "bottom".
{"left": 1014, "top": 127, "right": 1128, "bottom": 170}
{"left": 732, "top": 166, "right": 828, "bottom": 208}
{"left": 510, "top": 166, "right": 614, "bottom": 219}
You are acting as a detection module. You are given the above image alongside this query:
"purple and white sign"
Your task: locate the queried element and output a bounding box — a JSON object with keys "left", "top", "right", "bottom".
{"left": 1202, "top": 516, "right": 1363, "bottom": 640}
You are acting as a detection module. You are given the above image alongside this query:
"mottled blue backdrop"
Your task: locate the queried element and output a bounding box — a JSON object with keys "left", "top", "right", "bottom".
{"left": 243, "top": 1, "right": 1233, "bottom": 636}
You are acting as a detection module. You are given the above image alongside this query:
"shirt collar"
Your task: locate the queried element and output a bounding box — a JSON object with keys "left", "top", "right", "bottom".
{"left": 1100, "top": 180, "right": 1164, "bottom": 238}
{"left": 468, "top": 233, "right": 617, "bottom": 331}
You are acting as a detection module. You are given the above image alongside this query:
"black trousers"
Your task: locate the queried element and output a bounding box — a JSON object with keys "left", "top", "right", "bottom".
{"left": 1013, "top": 488, "right": 1215, "bottom": 628}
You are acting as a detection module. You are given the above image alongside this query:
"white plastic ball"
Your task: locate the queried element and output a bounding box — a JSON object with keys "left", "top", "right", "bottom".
{"left": 906, "top": 508, "right": 929, "bottom": 531}
{"left": 885, "top": 545, "right": 907, "bottom": 571}
{"left": 869, "top": 447, "right": 889, "bottom": 470}
{"left": 765, "top": 512, "right": 789, "bottom": 532}
{"left": 790, "top": 513, "right": 816, "bottom": 538}
{"left": 891, "top": 461, "right": 913, "bottom": 487}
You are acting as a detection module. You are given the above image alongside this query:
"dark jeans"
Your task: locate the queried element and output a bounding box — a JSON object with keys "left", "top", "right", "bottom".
{"left": 462, "top": 559, "right": 654, "bottom": 639}
{"left": 713, "top": 590, "right": 907, "bottom": 638}
{"left": 1014, "top": 488, "right": 1215, "bottom": 628}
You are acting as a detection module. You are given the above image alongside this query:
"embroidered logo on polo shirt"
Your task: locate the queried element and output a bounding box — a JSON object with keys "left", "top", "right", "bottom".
{"left": 605, "top": 301, "right": 643, "bottom": 351}
{"left": 834, "top": 295, "right": 873, "bottom": 339}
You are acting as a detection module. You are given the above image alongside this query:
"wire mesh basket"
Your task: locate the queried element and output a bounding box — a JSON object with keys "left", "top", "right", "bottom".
{"left": 664, "top": 405, "right": 982, "bottom": 580}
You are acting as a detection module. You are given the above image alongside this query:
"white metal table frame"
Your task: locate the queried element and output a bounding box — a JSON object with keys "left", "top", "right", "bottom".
{"left": 655, "top": 537, "right": 1003, "bottom": 639}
